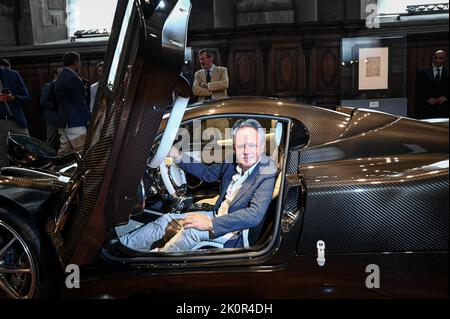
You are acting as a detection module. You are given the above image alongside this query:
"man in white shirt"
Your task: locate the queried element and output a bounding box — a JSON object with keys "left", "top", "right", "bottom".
{"left": 119, "top": 119, "right": 277, "bottom": 252}
{"left": 193, "top": 49, "right": 229, "bottom": 102}
{"left": 54, "top": 51, "right": 91, "bottom": 155}
{"left": 89, "top": 61, "right": 104, "bottom": 113}
{"left": 415, "top": 50, "right": 448, "bottom": 118}
{"left": 192, "top": 49, "right": 230, "bottom": 135}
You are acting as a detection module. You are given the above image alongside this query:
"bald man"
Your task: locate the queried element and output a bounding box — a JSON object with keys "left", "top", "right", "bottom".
{"left": 415, "top": 50, "right": 449, "bottom": 119}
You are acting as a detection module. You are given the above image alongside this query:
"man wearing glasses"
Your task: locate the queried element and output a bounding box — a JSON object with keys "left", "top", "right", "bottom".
{"left": 120, "top": 119, "right": 277, "bottom": 252}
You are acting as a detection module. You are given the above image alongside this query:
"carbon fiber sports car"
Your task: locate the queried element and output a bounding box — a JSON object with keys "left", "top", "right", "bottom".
{"left": 0, "top": 0, "right": 448, "bottom": 299}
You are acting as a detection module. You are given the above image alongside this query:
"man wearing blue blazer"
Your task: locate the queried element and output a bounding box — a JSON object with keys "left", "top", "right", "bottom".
{"left": 0, "top": 59, "right": 31, "bottom": 168}
{"left": 55, "top": 51, "right": 91, "bottom": 155}
{"left": 120, "top": 119, "right": 278, "bottom": 252}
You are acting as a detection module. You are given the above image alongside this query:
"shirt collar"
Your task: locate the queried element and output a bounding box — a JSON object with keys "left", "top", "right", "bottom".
{"left": 204, "top": 64, "right": 215, "bottom": 73}
{"left": 64, "top": 66, "right": 80, "bottom": 77}
{"left": 236, "top": 156, "right": 262, "bottom": 177}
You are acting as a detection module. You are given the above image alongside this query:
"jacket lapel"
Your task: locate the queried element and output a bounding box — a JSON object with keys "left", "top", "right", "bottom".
{"left": 201, "top": 69, "right": 206, "bottom": 82}
{"left": 211, "top": 67, "right": 218, "bottom": 81}
{"left": 427, "top": 67, "right": 434, "bottom": 82}
{"left": 229, "top": 155, "right": 270, "bottom": 207}
{"left": 0, "top": 68, "right": 5, "bottom": 87}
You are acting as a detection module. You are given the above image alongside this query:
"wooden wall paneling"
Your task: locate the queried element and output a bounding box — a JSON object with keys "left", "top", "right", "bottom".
{"left": 407, "top": 40, "right": 418, "bottom": 117}
{"left": 308, "top": 43, "right": 340, "bottom": 108}
{"left": 2, "top": 20, "right": 447, "bottom": 141}
{"left": 272, "top": 44, "right": 299, "bottom": 96}
{"left": 231, "top": 48, "right": 258, "bottom": 96}
{"left": 14, "top": 63, "right": 49, "bottom": 140}
{"left": 258, "top": 39, "right": 271, "bottom": 96}
{"left": 315, "top": 43, "right": 340, "bottom": 94}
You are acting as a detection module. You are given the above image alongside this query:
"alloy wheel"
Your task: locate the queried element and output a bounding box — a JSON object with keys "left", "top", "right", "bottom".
{"left": 0, "top": 221, "right": 37, "bottom": 299}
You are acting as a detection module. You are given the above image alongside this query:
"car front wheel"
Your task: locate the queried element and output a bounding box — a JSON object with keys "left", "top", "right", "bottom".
{"left": 0, "top": 207, "right": 54, "bottom": 299}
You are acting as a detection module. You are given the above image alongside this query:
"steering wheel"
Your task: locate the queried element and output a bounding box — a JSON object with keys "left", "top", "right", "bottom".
{"left": 145, "top": 156, "right": 187, "bottom": 200}
{"left": 159, "top": 159, "right": 187, "bottom": 199}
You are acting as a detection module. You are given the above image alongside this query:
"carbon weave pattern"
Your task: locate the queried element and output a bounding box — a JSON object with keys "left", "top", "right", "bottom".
{"left": 300, "top": 118, "right": 448, "bottom": 165}
{"left": 45, "top": 6, "right": 141, "bottom": 263}
{"left": 298, "top": 175, "right": 449, "bottom": 254}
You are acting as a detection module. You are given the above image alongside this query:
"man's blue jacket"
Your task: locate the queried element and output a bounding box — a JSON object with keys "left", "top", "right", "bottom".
{"left": 179, "top": 153, "right": 278, "bottom": 245}
{"left": 0, "top": 67, "right": 31, "bottom": 128}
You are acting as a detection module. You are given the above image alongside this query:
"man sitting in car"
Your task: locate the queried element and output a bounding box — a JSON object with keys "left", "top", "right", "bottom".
{"left": 119, "top": 119, "right": 278, "bottom": 252}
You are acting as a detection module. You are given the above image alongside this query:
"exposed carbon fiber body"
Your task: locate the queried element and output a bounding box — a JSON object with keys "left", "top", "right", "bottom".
{"left": 183, "top": 97, "right": 351, "bottom": 147}
{"left": 43, "top": 0, "right": 190, "bottom": 265}
{"left": 0, "top": 176, "right": 63, "bottom": 213}
{"left": 296, "top": 109, "right": 448, "bottom": 255}
{"left": 0, "top": 0, "right": 447, "bottom": 299}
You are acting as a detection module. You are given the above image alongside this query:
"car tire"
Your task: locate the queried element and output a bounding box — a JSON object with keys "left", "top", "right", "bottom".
{"left": 0, "top": 206, "right": 60, "bottom": 299}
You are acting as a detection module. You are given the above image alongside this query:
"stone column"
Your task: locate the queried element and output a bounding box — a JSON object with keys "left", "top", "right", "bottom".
{"left": 16, "top": 0, "right": 33, "bottom": 45}
{"left": 190, "top": 0, "right": 214, "bottom": 30}
{"left": 218, "top": 39, "right": 231, "bottom": 67}
{"left": 12, "top": 0, "right": 67, "bottom": 45}
{"left": 213, "top": 0, "right": 239, "bottom": 28}
{"left": 317, "top": 0, "right": 344, "bottom": 21}
{"left": 0, "top": 3, "right": 17, "bottom": 46}
{"left": 301, "top": 37, "right": 314, "bottom": 103}
{"left": 236, "top": 0, "right": 294, "bottom": 26}
{"left": 345, "top": 0, "right": 361, "bottom": 20}
{"left": 293, "top": 0, "right": 318, "bottom": 23}
{"left": 259, "top": 39, "right": 271, "bottom": 96}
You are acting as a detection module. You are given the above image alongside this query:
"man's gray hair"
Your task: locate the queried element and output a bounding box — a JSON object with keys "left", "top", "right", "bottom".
{"left": 198, "top": 48, "right": 213, "bottom": 58}
{"left": 232, "top": 119, "right": 265, "bottom": 146}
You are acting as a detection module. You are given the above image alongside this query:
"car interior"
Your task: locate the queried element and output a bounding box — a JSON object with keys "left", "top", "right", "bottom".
{"left": 113, "top": 115, "right": 289, "bottom": 255}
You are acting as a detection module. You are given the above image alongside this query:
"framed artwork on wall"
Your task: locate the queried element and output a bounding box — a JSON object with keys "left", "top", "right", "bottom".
{"left": 358, "top": 47, "right": 389, "bottom": 90}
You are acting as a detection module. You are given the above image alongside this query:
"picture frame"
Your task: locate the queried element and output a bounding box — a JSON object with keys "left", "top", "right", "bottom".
{"left": 47, "top": 0, "right": 65, "bottom": 10}
{"left": 358, "top": 47, "right": 389, "bottom": 90}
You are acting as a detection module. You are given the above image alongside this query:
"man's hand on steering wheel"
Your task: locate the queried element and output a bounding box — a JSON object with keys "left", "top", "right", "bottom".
{"left": 169, "top": 145, "right": 182, "bottom": 161}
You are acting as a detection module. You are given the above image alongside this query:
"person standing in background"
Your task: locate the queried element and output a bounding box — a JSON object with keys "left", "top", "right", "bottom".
{"left": 193, "top": 49, "right": 229, "bottom": 102}
{"left": 55, "top": 51, "right": 91, "bottom": 155}
{"left": 89, "top": 61, "right": 104, "bottom": 113}
{"left": 415, "top": 50, "right": 449, "bottom": 119}
{"left": 0, "top": 58, "right": 11, "bottom": 69}
{"left": 192, "top": 49, "right": 230, "bottom": 136}
{"left": 40, "top": 68, "right": 61, "bottom": 150}
{"left": 0, "top": 59, "right": 31, "bottom": 168}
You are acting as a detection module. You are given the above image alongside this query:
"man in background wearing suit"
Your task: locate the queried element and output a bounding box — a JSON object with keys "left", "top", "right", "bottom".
{"left": 55, "top": 51, "right": 91, "bottom": 155}
{"left": 193, "top": 49, "right": 229, "bottom": 102}
{"left": 89, "top": 61, "right": 104, "bottom": 113}
{"left": 40, "top": 68, "right": 61, "bottom": 150}
{"left": 193, "top": 49, "right": 230, "bottom": 135}
{"left": 0, "top": 58, "right": 31, "bottom": 168}
{"left": 415, "top": 50, "right": 449, "bottom": 119}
